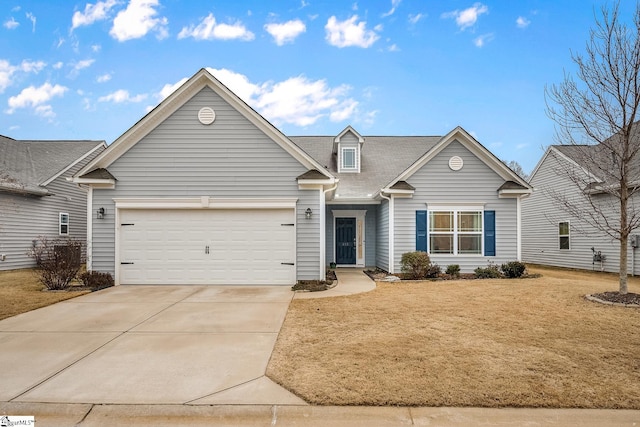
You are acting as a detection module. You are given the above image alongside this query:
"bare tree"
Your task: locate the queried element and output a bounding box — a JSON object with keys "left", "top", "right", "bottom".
{"left": 506, "top": 160, "right": 529, "bottom": 181}
{"left": 546, "top": 1, "right": 640, "bottom": 294}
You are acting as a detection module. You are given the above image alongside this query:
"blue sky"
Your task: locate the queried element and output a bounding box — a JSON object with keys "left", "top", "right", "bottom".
{"left": 0, "top": 1, "right": 634, "bottom": 174}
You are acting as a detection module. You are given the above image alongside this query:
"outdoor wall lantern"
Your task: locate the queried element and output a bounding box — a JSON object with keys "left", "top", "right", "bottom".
{"left": 305, "top": 208, "right": 312, "bottom": 220}
{"left": 97, "top": 207, "right": 106, "bottom": 219}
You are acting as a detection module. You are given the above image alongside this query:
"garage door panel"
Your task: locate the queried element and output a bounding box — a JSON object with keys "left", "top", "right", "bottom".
{"left": 119, "top": 208, "right": 296, "bottom": 285}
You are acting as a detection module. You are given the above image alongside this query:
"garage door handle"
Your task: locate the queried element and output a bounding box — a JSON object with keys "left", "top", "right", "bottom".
{"left": 121, "top": 262, "right": 134, "bottom": 265}
{"left": 281, "top": 262, "right": 295, "bottom": 265}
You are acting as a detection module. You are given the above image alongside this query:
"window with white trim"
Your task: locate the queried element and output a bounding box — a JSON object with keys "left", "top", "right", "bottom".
{"left": 59, "top": 213, "right": 69, "bottom": 236}
{"left": 559, "top": 221, "right": 570, "bottom": 250}
{"left": 429, "top": 210, "right": 482, "bottom": 255}
{"left": 341, "top": 147, "right": 357, "bottom": 171}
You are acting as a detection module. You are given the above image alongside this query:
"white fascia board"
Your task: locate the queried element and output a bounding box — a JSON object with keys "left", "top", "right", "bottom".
{"left": 498, "top": 188, "right": 533, "bottom": 198}
{"left": 71, "top": 177, "right": 116, "bottom": 189}
{"left": 42, "top": 142, "right": 106, "bottom": 187}
{"left": 113, "top": 197, "right": 298, "bottom": 210}
{"left": 327, "top": 199, "right": 381, "bottom": 205}
{"left": 380, "top": 188, "right": 415, "bottom": 195}
{"left": 546, "top": 146, "right": 602, "bottom": 184}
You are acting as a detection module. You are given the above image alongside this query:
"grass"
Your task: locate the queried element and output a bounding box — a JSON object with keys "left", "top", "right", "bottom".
{"left": 267, "top": 265, "right": 640, "bottom": 408}
{"left": 0, "top": 268, "right": 89, "bottom": 321}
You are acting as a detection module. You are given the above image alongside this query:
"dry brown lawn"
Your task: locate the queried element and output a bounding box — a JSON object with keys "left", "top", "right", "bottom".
{"left": 0, "top": 269, "right": 89, "bottom": 321}
{"left": 267, "top": 265, "right": 640, "bottom": 408}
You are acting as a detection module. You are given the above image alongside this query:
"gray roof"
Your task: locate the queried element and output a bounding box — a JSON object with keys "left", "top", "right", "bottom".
{"left": 0, "top": 136, "right": 104, "bottom": 195}
{"left": 290, "top": 135, "right": 441, "bottom": 199}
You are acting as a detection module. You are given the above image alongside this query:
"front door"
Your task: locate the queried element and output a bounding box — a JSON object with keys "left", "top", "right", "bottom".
{"left": 336, "top": 217, "right": 356, "bottom": 265}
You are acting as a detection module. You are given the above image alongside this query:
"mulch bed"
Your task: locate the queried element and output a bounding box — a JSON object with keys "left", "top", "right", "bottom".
{"left": 292, "top": 270, "right": 337, "bottom": 292}
{"left": 590, "top": 291, "right": 640, "bottom": 306}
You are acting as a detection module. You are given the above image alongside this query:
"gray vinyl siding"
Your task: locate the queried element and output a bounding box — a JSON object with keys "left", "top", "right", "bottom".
{"left": 324, "top": 204, "right": 377, "bottom": 267}
{"left": 394, "top": 140, "right": 518, "bottom": 273}
{"left": 376, "top": 199, "right": 389, "bottom": 271}
{"left": 91, "top": 87, "right": 320, "bottom": 280}
{"left": 522, "top": 151, "right": 639, "bottom": 274}
{"left": 0, "top": 149, "right": 101, "bottom": 270}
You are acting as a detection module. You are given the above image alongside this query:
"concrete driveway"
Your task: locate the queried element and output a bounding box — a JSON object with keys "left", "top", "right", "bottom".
{"left": 0, "top": 285, "right": 306, "bottom": 405}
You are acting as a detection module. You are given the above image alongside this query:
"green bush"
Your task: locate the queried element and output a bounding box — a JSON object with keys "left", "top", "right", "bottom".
{"left": 79, "top": 271, "right": 114, "bottom": 290}
{"left": 501, "top": 261, "right": 527, "bottom": 278}
{"left": 474, "top": 262, "right": 502, "bottom": 279}
{"left": 445, "top": 264, "right": 461, "bottom": 277}
{"left": 400, "top": 251, "right": 432, "bottom": 279}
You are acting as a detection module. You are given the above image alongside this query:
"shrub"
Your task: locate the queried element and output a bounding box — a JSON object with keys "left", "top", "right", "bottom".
{"left": 474, "top": 261, "right": 502, "bottom": 279}
{"left": 426, "top": 263, "right": 442, "bottom": 278}
{"left": 28, "top": 237, "right": 84, "bottom": 290}
{"left": 400, "top": 251, "right": 432, "bottom": 280}
{"left": 446, "top": 264, "right": 461, "bottom": 277}
{"left": 501, "top": 261, "right": 527, "bottom": 278}
{"left": 80, "top": 271, "right": 114, "bottom": 290}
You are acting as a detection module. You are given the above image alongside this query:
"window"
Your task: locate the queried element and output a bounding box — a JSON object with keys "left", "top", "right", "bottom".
{"left": 559, "top": 221, "right": 570, "bottom": 249}
{"left": 429, "top": 210, "right": 482, "bottom": 255}
{"left": 341, "top": 147, "right": 357, "bottom": 170}
{"left": 59, "top": 213, "right": 69, "bottom": 236}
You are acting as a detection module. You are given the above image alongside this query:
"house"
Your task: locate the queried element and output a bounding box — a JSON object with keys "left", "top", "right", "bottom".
{"left": 522, "top": 144, "right": 640, "bottom": 274}
{"left": 0, "top": 136, "right": 106, "bottom": 270}
{"left": 73, "top": 68, "right": 532, "bottom": 285}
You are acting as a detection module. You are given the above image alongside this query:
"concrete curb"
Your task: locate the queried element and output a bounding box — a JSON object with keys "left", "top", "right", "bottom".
{"left": 585, "top": 294, "right": 640, "bottom": 308}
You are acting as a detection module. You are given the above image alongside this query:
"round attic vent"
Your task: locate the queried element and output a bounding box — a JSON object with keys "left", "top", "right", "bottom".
{"left": 449, "top": 156, "right": 464, "bottom": 171}
{"left": 198, "top": 107, "right": 216, "bottom": 125}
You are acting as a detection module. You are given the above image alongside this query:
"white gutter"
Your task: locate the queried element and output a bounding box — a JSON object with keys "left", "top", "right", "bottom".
{"left": 380, "top": 191, "right": 394, "bottom": 274}
{"left": 321, "top": 182, "right": 339, "bottom": 280}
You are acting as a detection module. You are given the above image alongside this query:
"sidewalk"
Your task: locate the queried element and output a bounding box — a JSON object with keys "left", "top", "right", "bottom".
{"left": 293, "top": 268, "right": 376, "bottom": 299}
{"left": 1, "top": 402, "right": 639, "bottom": 426}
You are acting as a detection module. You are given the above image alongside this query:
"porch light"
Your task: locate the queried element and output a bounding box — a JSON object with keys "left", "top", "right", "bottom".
{"left": 97, "top": 207, "right": 106, "bottom": 219}
{"left": 305, "top": 208, "right": 312, "bottom": 220}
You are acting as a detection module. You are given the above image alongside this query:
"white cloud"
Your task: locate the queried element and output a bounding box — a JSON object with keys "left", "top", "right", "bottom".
{"left": 20, "top": 60, "right": 46, "bottom": 73}
{"left": 26, "top": 12, "right": 36, "bottom": 32}
{"left": 442, "top": 3, "right": 488, "bottom": 31}
{"left": 0, "top": 60, "right": 46, "bottom": 94}
{"left": 516, "top": 16, "right": 530, "bottom": 29}
{"left": 265, "top": 19, "right": 306, "bottom": 45}
{"left": 387, "top": 43, "right": 399, "bottom": 52}
{"left": 98, "top": 89, "right": 147, "bottom": 103}
{"left": 408, "top": 13, "right": 424, "bottom": 24}
{"left": 6, "top": 82, "right": 68, "bottom": 116}
{"left": 473, "top": 32, "right": 494, "bottom": 47}
{"left": 96, "top": 73, "right": 112, "bottom": 83}
{"left": 4, "top": 17, "right": 19, "bottom": 29}
{"left": 110, "top": 0, "right": 168, "bottom": 41}
{"left": 71, "top": 0, "right": 118, "bottom": 29}
{"left": 53, "top": 62, "right": 64, "bottom": 69}
{"left": 325, "top": 15, "right": 379, "bottom": 48}
{"left": 74, "top": 59, "right": 95, "bottom": 71}
{"left": 382, "top": 0, "right": 401, "bottom": 17}
{"left": 91, "top": 44, "right": 101, "bottom": 52}
{"left": 157, "top": 68, "right": 360, "bottom": 127}
{"left": 177, "top": 13, "right": 254, "bottom": 41}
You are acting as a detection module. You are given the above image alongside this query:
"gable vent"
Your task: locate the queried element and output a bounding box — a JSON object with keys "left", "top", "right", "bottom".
{"left": 449, "top": 156, "right": 464, "bottom": 171}
{"left": 198, "top": 107, "right": 216, "bottom": 125}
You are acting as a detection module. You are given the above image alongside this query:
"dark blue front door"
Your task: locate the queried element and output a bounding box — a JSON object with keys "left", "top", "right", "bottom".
{"left": 336, "top": 217, "right": 356, "bottom": 265}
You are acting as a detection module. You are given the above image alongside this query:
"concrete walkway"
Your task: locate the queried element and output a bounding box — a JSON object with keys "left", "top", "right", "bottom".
{"left": 294, "top": 268, "right": 376, "bottom": 299}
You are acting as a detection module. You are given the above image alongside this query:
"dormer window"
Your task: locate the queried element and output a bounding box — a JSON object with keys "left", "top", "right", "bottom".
{"left": 341, "top": 147, "right": 357, "bottom": 171}
{"left": 334, "top": 125, "right": 364, "bottom": 173}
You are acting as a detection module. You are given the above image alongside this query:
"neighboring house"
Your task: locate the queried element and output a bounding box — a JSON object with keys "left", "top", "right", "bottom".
{"left": 73, "top": 68, "right": 532, "bottom": 285}
{"left": 0, "top": 136, "right": 106, "bottom": 270}
{"left": 523, "top": 145, "right": 640, "bottom": 274}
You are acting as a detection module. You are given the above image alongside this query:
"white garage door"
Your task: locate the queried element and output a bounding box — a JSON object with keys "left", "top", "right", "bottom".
{"left": 118, "top": 209, "right": 296, "bottom": 285}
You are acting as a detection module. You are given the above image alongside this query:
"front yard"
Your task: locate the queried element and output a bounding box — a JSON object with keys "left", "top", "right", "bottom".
{"left": 267, "top": 265, "right": 640, "bottom": 408}
{"left": 0, "top": 269, "right": 89, "bottom": 321}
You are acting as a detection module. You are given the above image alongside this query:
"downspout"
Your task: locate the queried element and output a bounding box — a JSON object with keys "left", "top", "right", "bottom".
{"left": 516, "top": 194, "right": 522, "bottom": 262}
{"left": 86, "top": 186, "right": 93, "bottom": 271}
{"left": 380, "top": 191, "right": 394, "bottom": 274}
{"left": 321, "top": 182, "right": 339, "bottom": 280}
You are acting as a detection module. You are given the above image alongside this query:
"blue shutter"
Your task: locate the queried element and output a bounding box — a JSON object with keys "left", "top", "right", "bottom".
{"left": 484, "top": 210, "right": 496, "bottom": 256}
{"left": 416, "top": 210, "right": 427, "bottom": 252}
